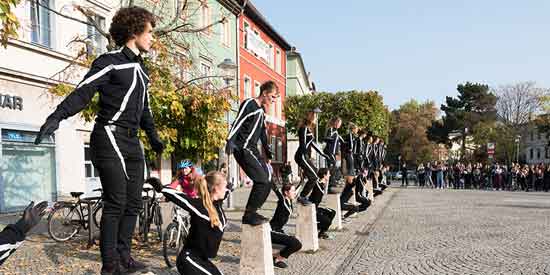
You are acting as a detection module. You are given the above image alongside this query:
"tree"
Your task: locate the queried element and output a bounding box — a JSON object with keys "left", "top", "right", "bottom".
{"left": 0, "top": 0, "right": 21, "bottom": 48}
{"left": 428, "top": 82, "right": 497, "bottom": 160}
{"left": 387, "top": 100, "right": 439, "bottom": 166}
{"left": 493, "top": 81, "right": 549, "bottom": 127}
{"left": 284, "top": 91, "right": 390, "bottom": 140}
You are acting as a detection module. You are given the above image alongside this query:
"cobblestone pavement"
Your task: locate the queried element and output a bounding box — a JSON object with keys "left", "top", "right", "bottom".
{"left": 3, "top": 186, "right": 549, "bottom": 275}
{"left": 337, "top": 188, "right": 550, "bottom": 275}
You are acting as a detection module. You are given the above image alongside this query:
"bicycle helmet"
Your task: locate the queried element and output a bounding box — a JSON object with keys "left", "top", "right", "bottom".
{"left": 177, "top": 160, "right": 193, "bottom": 170}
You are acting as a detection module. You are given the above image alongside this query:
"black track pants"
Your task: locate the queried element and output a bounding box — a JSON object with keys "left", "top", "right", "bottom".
{"left": 295, "top": 153, "right": 319, "bottom": 198}
{"left": 177, "top": 249, "right": 222, "bottom": 275}
{"left": 271, "top": 231, "right": 302, "bottom": 258}
{"left": 234, "top": 148, "right": 271, "bottom": 212}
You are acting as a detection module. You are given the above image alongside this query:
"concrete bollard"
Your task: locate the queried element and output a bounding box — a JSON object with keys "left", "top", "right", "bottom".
{"left": 366, "top": 180, "right": 374, "bottom": 201}
{"left": 326, "top": 193, "right": 343, "bottom": 231}
{"left": 296, "top": 204, "right": 319, "bottom": 252}
{"left": 240, "top": 223, "right": 275, "bottom": 275}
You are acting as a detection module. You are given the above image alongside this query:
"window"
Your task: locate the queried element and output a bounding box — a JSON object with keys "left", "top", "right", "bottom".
{"left": 537, "top": 148, "right": 541, "bottom": 160}
{"left": 267, "top": 44, "right": 274, "bottom": 68}
{"left": 200, "top": 2, "right": 211, "bottom": 32}
{"left": 200, "top": 58, "right": 212, "bottom": 90}
{"left": 276, "top": 97, "right": 282, "bottom": 118}
{"left": 87, "top": 14, "right": 106, "bottom": 55}
{"left": 84, "top": 144, "right": 99, "bottom": 178}
{"left": 275, "top": 49, "right": 282, "bottom": 73}
{"left": 243, "top": 21, "right": 250, "bottom": 49}
{"left": 1, "top": 129, "right": 57, "bottom": 212}
{"left": 276, "top": 137, "right": 283, "bottom": 162}
{"left": 173, "top": 51, "right": 190, "bottom": 83}
{"left": 254, "top": 81, "right": 260, "bottom": 97}
{"left": 30, "top": 0, "right": 52, "bottom": 48}
{"left": 243, "top": 76, "right": 251, "bottom": 98}
{"left": 200, "top": 61, "right": 211, "bottom": 77}
{"left": 530, "top": 148, "right": 534, "bottom": 159}
{"left": 220, "top": 20, "right": 231, "bottom": 47}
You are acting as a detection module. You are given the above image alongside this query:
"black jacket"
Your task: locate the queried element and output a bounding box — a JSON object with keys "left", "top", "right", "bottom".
{"left": 161, "top": 187, "right": 227, "bottom": 259}
{"left": 226, "top": 98, "right": 272, "bottom": 158}
{"left": 341, "top": 131, "right": 355, "bottom": 156}
{"left": 47, "top": 46, "right": 157, "bottom": 140}
{"left": 295, "top": 126, "right": 330, "bottom": 160}
{"left": 323, "top": 127, "right": 343, "bottom": 156}
{"left": 0, "top": 222, "right": 26, "bottom": 265}
{"left": 270, "top": 185, "right": 293, "bottom": 233}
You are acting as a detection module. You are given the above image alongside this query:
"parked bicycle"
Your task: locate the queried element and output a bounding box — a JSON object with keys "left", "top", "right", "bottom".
{"left": 162, "top": 205, "right": 190, "bottom": 268}
{"left": 138, "top": 186, "right": 163, "bottom": 243}
{"left": 47, "top": 188, "right": 103, "bottom": 242}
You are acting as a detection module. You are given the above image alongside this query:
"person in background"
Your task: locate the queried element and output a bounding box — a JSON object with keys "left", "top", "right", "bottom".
{"left": 169, "top": 160, "right": 197, "bottom": 198}
{"left": 400, "top": 162, "right": 408, "bottom": 187}
{"left": 0, "top": 201, "right": 48, "bottom": 265}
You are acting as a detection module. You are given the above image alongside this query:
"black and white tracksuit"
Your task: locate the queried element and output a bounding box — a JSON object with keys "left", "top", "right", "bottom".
{"left": 324, "top": 128, "right": 343, "bottom": 187}
{"left": 161, "top": 187, "right": 227, "bottom": 275}
{"left": 295, "top": 126, "right": 330, "bottom": 198}
{"left": 308, "top": 180, "right": 335, "bottom": 234}
{"left": 0, "top": 223, "right": 25, "bottom": 265}
{"left": 341, "top": 131, "right": 356, "bottom": 176}
{"left": 354, "top": 137, "right": 365, "bottom": 173}
{"left": 270, "top": 186, "right": 302, "bottom": 259}
{"left": 226, "top": 98, "right": 273, "bottom": 213}
{"left": 354, "top": 176, "right": 371, "bottom": 212}
{"left": 45, "top": 46, "right": 159, "bottom": 264}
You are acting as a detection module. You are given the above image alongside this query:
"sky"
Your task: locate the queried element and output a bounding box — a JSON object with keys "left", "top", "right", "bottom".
{"left": 252, "top": 0, "right": 550, "bottom": 110}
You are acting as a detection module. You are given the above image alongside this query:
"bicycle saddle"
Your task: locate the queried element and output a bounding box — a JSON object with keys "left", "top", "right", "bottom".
{"left": 70, "top": 192, "right": 84, "bottom": 198}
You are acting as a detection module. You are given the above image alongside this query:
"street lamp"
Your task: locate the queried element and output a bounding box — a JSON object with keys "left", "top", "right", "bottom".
{"left": 217, "top": 58, "right": 238, "bottom": 85}
{"left": 217, "top": 58, "right": 238, "bottom": 209}
{"left": 515, "top": 135, "right": 521, "bottom": 164}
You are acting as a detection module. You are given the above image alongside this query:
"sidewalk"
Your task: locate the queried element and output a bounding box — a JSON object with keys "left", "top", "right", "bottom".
{"left": 0, "top": 183, "right": 397, "bottom": 275}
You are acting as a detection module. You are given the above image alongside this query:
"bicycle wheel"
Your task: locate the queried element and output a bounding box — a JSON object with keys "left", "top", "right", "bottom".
{"left": 48, "top": 204, "right": 82, "bottom": 242}
{"left": 153, "top": 204, "right": 163, "bottom": 241}
{"left": 162, "top": 222, "right": 186, "bottom": 268}
{"left": 93, "top": 203, "right": 103, "bottom": 229}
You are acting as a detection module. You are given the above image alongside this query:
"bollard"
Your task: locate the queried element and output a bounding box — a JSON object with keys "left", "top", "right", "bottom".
{"left": 296, "top": 204, "right": 319, "bottom": 252}
{"left": 326, "top": 193, "right": 342, "bottom": 231}
{"left": 240, "top": 223, "right": 275, "bottom": 275}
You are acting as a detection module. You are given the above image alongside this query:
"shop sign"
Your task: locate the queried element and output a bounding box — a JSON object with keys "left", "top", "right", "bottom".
{"left": 0, "top": 94, "right": 23, "bottom": 111}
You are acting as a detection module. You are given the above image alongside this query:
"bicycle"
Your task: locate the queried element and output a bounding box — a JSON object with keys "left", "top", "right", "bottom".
{"left": 47, "top": 188, "right": 103, "bottom": 242}
{"left": 162, "top": 205, "right": 190, "bottom": 268}
{"left": 138, "top": 186, "right": 163, "bottom": 243}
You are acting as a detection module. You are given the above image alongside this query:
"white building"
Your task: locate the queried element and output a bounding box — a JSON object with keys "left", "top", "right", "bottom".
{"left": 522, "top": 126, "right": 549, "bottom": 164}
{"left": 0, "top": 0, "right": 171, "bottom": 213}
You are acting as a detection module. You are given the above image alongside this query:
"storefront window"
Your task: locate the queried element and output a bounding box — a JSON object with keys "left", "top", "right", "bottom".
{"left": 0, "top": 129, "right": 56, "bottom": 213}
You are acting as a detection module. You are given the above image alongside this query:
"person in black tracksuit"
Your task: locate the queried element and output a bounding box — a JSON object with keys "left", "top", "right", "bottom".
{"left": 323, "top": 117, "right": 344, "bottom": 192}
{"left": 353, "top": 172, "right": 372, "bottom": 213}
{"left": 147, "top": 172, "right": 229, "bottom": 275}
{"left": 226, "top": 81, "right": 278, "bottom": 225}
{"left": 0, "top": 201, "right": 47, "bottom": 266}
{"left": 270, "top": 184, "right": 302, "bottom": 269}
{"left": 354, "top": 130, "right": 367, "bottom": 175}
{"left": 34, "top": 7, "right": 163, "bottom": 274}
{"left": 309, "top": 168, "right": 336, "bottom": 239}
{"left": 295, "top": 111, "right": 333, "bottom": 205}
{"left": 342, "top": 123, "right": 359, "bottom": 185}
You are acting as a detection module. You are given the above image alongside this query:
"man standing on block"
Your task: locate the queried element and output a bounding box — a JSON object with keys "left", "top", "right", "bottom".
{"left": 34, "top": 7, "right": 163, "bottom": 274}
{"left": 226, "top": 81, "right": 278, "bottom": 225}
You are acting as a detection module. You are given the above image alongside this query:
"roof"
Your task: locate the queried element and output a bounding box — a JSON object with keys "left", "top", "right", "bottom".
{"left": 237, "top": 0, "right": 292, "bottom": 50}
{"left": 217, "top": 0, "right": 243, "bottom": 15}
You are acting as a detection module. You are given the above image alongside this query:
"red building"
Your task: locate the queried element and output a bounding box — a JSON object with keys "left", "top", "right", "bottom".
{"left": 237, "top": 1, "right": 292, "bottom": 174}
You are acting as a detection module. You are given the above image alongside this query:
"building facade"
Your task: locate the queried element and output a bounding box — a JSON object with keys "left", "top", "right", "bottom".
{"left": 522, "top": 126, "right": 549, "bottom": 165}
{"left": 237, "top": 1, "right": 291, "bottom": 177}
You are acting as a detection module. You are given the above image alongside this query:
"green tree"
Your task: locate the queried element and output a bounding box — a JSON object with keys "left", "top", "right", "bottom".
{"left": 285, "top": 90, "right": 390, "bottom": 140}
{"left": 0, "top": 0, "right": 21, "bottom": 48}
{"left": 387, "top": 100, "right": 439, "bottom": 166}
{"left": 428, "top": 82, "right": 497, "bottom": 160}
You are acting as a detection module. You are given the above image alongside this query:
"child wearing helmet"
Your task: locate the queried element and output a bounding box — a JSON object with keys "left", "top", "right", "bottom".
{"left": 169, "top": 160, "right": 198, "bottom": 198}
